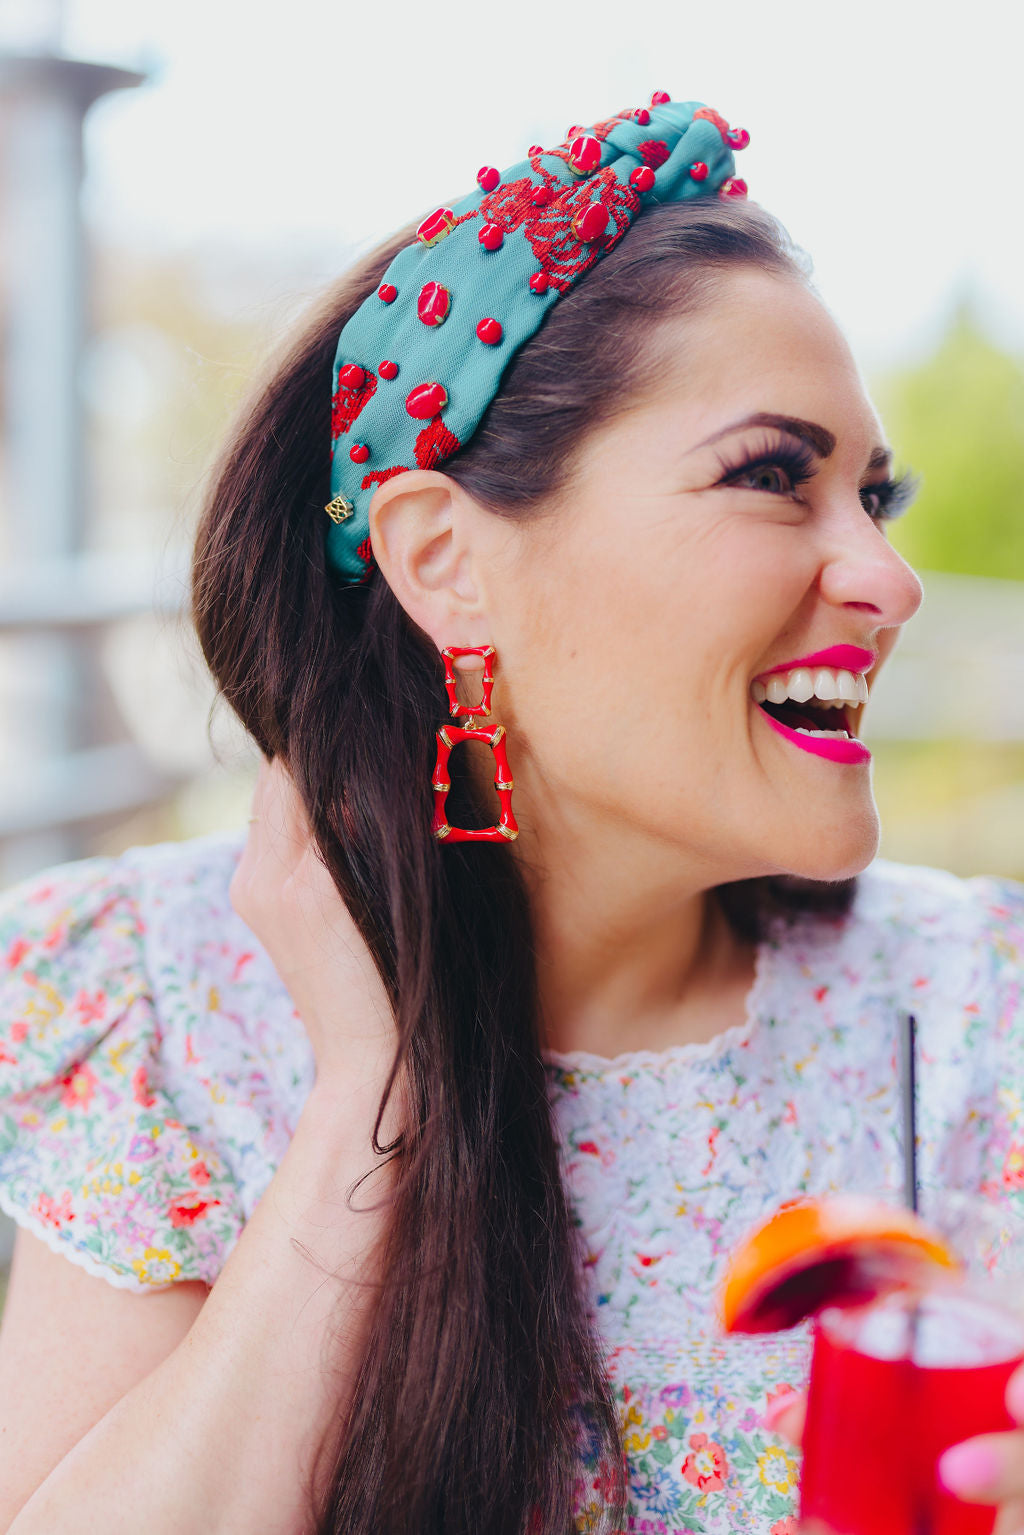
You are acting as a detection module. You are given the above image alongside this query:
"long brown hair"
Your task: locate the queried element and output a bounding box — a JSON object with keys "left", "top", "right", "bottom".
{"left": 191, "top": 195, "right": 856, "bottom": 1534}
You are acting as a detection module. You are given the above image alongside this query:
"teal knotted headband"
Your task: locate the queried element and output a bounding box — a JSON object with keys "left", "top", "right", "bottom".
{"left": 325, "top": 90, "right": 749, "bottom": 584}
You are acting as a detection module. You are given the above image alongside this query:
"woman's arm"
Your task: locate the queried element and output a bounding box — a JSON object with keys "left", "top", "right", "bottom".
{"left": 9, "top": 1065, "right": 405, "bottom": 1535}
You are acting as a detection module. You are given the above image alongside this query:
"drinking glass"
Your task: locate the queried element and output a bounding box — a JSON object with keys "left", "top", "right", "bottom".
{"left": 798, "top": 1188, "right": 1024, "bottom": 1535}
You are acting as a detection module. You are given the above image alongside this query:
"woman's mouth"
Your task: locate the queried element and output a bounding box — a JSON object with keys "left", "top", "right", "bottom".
{"left": 750, "top": 664, "right": 872, "bottom": 765}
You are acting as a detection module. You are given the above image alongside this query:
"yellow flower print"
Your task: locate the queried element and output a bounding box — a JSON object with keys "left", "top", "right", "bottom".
{"left": 624, "top": 1429, "right": 652, "bottom": 1452}
{"left": 758, "top": 1445, "right": 798, "bottom": 1495}
{"left": 131, "top": 1247, "right": 182, "bottom": 1286}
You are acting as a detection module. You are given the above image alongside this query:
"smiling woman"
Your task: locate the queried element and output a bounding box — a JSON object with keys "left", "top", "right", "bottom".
{"left": 1, "top": 93, "right": 1024, "bottom": 1535}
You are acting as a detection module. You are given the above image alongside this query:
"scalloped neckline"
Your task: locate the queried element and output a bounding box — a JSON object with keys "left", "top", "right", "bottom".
{"left": 539, "top": 929, "right": 776, "bottom": 1076}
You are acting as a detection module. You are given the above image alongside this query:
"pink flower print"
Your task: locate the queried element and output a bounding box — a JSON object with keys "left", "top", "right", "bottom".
{"left": 1003, "top": 1143, "right": 1024, "bottom": 1191}
{"left": 658, "top": 1381, "right": 694, "bottom": 1409}
{"left": 230, "top": 950, "right": 255, "bottom": 982}
{"left": 189, "top": 1160, "right": 211, "bottom": 1186}
{"left": 42, "top": 920, "right": 67, "bottom": 951}
{"left": 681, "top": 1432, "right": 728, "bottom": 1492}
{"left": 169, "top": 1197, "right": 221, "bottom": 1228}
{"left": 127, "top": 1132, "right": 157, "bottom": 1161}
{"left": 4, "top": 936, "right": 30, "bottom": 970}
{"left": 578, "top": 1140, "right": 601, "bottom": 1156}
{"left": 59, "top": 1063, "right": 97, "bottom": 1111}
{"left": 72, "top": 988, "right": 106, "bottom": 1026}
{"left": 813, "top": 985, "right": 828, "bottom": 1003}
{"left": 702, "top": 1127, "right": 720, "bottom": 1176}
{"left": 770, "top": 1520, "right": 798, "bottom": 1535}
{"left": 132, "top": 1064, "right": 157, "bottom": 1108}
{"left": 33, "top": 1190, "right": 75, "bottom": 1228}
{"left": 0, "top": 1042, "right": 17, "bottom": 1065}
{"left": 636, "top": 1252, "right": 662, "bottom": 1268}
{"left": 10, "top": 1021, "right": 28, "bottom": 1042}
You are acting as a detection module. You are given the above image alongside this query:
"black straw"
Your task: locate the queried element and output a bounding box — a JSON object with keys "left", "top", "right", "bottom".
{"left": 899, "top": 1010, "right": 919, "bottom": 1213}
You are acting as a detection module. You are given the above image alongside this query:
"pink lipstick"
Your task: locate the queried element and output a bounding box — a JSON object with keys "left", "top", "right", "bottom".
{"left": 756, "top": 707, "right": 871, "bottom": 764}
{"left": 755, "top": 644, "right": 876, "bottom": 681}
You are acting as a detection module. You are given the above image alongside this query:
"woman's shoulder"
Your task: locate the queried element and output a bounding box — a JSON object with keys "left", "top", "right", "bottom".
{"left": 0, "top": 826, "right": 311, "bottom": 1294}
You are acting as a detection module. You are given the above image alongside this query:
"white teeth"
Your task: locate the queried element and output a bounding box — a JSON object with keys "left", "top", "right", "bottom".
{"left": 750, "top": 664, "right": 868, "bottom": 709}
{"left": 812, "top": 667, "right": 835, "bottom": 700}
{"left": 794, "top": 727, "right": 851, "bottom": 739}
{"left": 786, "top": 667, "right": 815, "bottom": 703}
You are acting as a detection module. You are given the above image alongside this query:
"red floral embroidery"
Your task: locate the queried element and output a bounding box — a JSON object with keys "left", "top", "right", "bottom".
{"left": 693, "top": 106, "right": 731, "bottom": 139}
{"left": 479, "top": 168, "right": 639, "bottom": 294}
{"left": 681, "top": 1432, "right": 728, "bottom": 1492}
{"left": 354, "top": 463, "right": 405, "bottom": 497}
{"left": 189, "top": 1160, "right": 211, "bottom": 1185}
{"left": 770, "top": 1519, "right": 798, "bottom": 1535}
{"left": 331, "top": 370, "right": 378, "bottom": 439}
{"left": 413, "top": 416, "right": 460, "bottom": 470}
{"left": 588, "top": 109, "right": 638, "bottom": 142}
{"left": 637, "top": 139, "right": 669, "bottom": 169}
{"left": 0, "top": 1042, "right": 17, "bottom": 1065}
{"left": 169, "top": 1198, "right": 221, "bottom": 1228}
{"left": 10, "top": 1021, "right": 28, "bottom": 1043}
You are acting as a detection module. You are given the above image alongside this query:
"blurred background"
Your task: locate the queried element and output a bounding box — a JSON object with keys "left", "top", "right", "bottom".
{"left": 0, "top": 0, "right": 1022, "bottom": 1287}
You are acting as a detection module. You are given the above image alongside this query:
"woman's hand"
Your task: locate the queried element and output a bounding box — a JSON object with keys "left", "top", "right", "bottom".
{"left": 769, "top": 1365, "right": 1024, "bottom": 1535}
{"left": 229, "top": 753, "right": 398, "bottom": 1087}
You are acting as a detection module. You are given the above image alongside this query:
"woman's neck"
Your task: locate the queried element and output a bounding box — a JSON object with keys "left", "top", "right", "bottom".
{"left": 516, "top": 824, "right": 759, "bottom": 1060}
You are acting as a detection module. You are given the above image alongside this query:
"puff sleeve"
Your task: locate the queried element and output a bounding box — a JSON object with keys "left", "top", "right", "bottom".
{"left": 0, "top": 852, "right": 248, "bottom": 1293}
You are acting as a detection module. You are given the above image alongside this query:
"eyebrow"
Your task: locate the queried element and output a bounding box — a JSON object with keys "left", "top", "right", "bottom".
{"left": 691, "top": 411, "right": 893, "bottom": 471}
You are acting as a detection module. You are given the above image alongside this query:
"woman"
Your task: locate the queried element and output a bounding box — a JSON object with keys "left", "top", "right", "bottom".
{"left": 0, "top": 92, "right": 1022, "bottom": 1535}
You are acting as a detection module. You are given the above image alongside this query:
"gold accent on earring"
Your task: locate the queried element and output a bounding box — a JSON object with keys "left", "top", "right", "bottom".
{"left": 497, "top": 824, "right": 518, "bottom": 840}
{"left": 495, "top": 780, "right": 513, "bottom": 790}
{"left": 432, "top": 781, "right": 451, "bottom": 793}
{"left": 438, "top": 726, "right": 454, "bottom": 749}
{"left": 433, "top": 823, "right": 452, "bottom": 840}
{"left": 490, "top": 725, "right": 505, "bottom": 745}
{"left": 325, "top": 494, "right": 354, "bottom": 523}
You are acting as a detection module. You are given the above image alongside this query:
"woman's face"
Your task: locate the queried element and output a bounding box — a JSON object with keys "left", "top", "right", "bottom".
{"left": 479, "top": 265, "right": 924, "bottom": 886}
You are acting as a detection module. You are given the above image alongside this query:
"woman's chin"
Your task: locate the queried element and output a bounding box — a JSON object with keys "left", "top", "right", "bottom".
{"left": 776, "top": 812, "right": 881, "bottom": 884}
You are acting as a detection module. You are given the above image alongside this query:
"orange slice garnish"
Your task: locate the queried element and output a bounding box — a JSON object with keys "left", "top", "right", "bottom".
{"left": 717, "top": 1194, "right": 962, "bottom": 1335}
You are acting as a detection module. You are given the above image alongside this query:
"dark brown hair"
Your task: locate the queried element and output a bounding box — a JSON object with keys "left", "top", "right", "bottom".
{"left": 191, "top": 195, "right": 856, "bottom": 1535}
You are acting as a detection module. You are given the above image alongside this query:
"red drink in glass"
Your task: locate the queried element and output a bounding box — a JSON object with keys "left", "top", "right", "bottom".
{"left": 799, "top": 1286, "right": 1024, "bottom": 1535}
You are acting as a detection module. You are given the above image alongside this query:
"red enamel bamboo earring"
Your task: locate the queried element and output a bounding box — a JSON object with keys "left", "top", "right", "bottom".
{"left": 431, "top": 645, "right": 518, "bottom": 843}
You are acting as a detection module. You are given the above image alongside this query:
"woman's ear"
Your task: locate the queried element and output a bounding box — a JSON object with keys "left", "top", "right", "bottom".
{"left": 368, "top": 469, "right": 494, "bottom": 650}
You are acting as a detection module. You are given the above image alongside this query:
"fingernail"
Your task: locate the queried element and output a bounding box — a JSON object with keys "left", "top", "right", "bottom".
{"left": 762, "top": 1388, "right": 800, "bottom": 1433}
{"left": 1007, "top": 1367, "right": 1024, "bottom": 1422}
{"left": 937, "top": 1441, "right": 1001, "bottom": 1496}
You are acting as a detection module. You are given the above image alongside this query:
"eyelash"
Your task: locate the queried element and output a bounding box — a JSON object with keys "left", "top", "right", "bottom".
{"left": 715, "top": 434, "right": 919, "bottom": 522}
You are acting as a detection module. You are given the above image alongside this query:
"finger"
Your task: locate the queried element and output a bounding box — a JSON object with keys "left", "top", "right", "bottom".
{"left": 763, "top": 1388, "right": 806, "bottom": 1444}
{"left": 937, "top": 1430, "right": 1024, "bottom": 1506}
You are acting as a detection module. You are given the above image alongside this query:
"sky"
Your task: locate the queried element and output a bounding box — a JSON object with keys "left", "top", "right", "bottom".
{"left": 2, "top": 0, "right": 1023, "bottom": 373}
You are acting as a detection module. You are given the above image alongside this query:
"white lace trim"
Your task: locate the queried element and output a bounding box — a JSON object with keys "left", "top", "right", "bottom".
{"left": 0, "top": 1185, "right": 174, "bottom": 1296}
{"left": 540, "top": 927, "right": 776, "bottom": 1074}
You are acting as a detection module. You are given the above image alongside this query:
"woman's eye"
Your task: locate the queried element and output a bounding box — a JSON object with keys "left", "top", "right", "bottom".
{"left": 734, "top": 463, "right": 792, "bottom": 495}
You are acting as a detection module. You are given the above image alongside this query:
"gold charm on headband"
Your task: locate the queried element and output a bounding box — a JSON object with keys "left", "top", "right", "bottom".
{"left": 325, "top": 493, "right": 354, "bottom": 524}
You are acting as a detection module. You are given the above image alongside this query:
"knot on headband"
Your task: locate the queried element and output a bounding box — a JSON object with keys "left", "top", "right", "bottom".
{"left": 325, "top": 90, "right": 750, "bottom": 583}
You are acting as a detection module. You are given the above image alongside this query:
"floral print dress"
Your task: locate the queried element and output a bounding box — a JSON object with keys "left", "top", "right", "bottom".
{"left": 0, "top": 826, "right": 1022, "bottom": 1535}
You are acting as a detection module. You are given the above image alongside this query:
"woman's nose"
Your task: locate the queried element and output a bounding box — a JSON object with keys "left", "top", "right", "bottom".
{"left": 817, "top": 508, "right": 924, "bottom": 628}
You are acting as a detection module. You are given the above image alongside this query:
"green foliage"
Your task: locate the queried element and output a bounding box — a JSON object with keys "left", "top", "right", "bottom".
{"left": 873, "top": 303, "right": 1024, "bottom": 580}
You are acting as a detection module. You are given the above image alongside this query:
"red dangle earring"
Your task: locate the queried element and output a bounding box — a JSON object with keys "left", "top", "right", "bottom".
{"left": 430, "top": 645, "right": 519, "bottom": 843}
